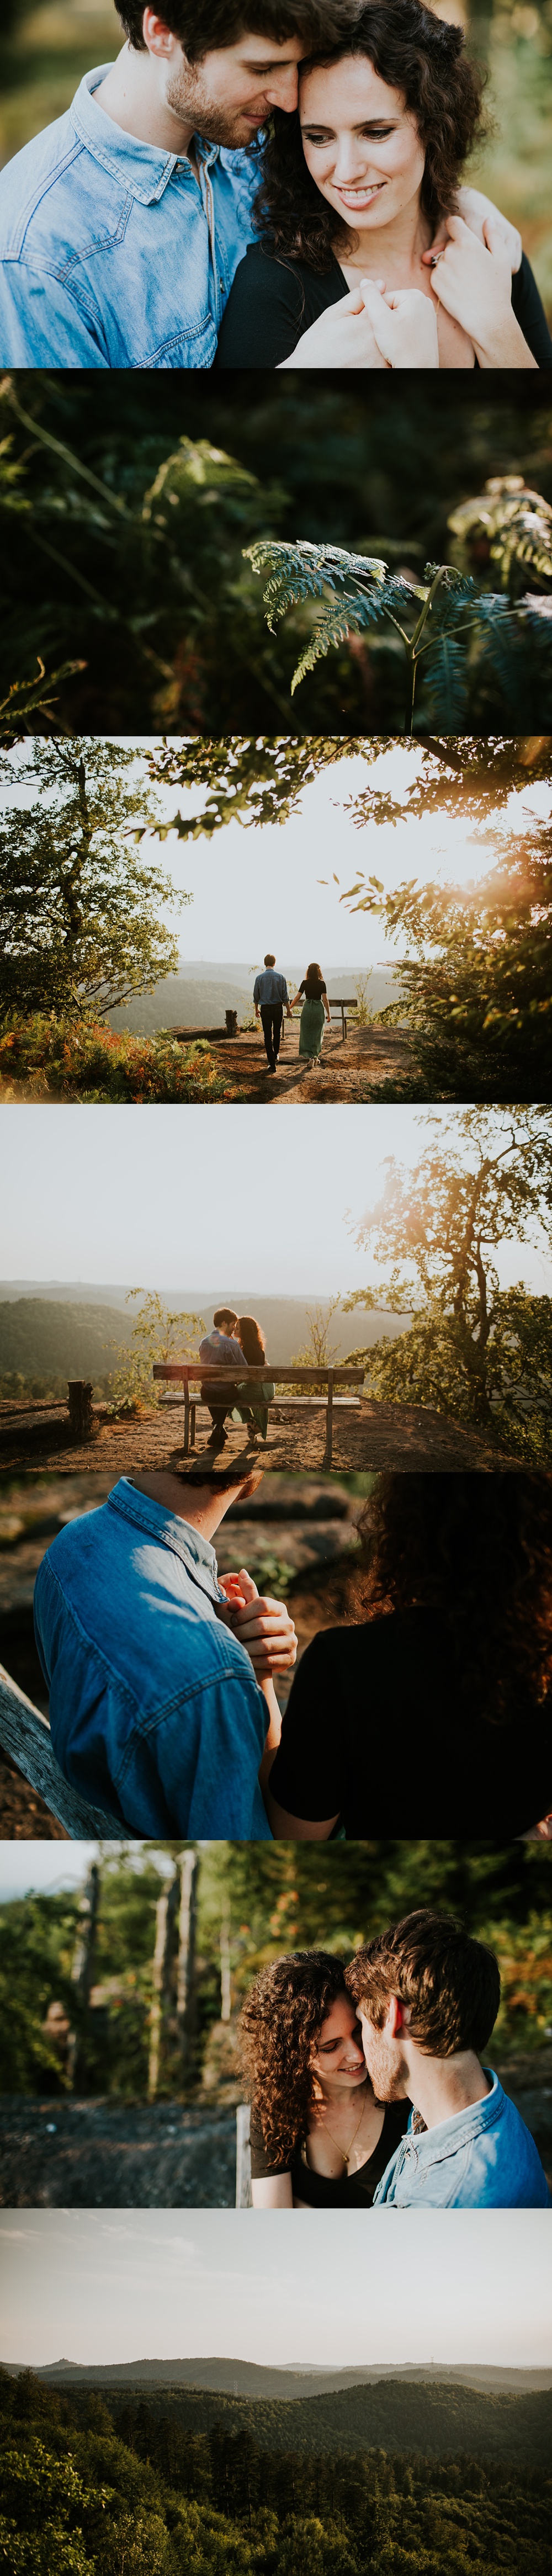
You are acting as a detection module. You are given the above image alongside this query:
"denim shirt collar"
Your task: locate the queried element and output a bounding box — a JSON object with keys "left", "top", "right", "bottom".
{"left": 70, "top": 66, "right": 224, "bottom": 208}
{"left": 107, "top": 1476, "right": 222, "bottom": 1593}
{"left": 405, "top": 2069, "right": 501, "bottom": 2164}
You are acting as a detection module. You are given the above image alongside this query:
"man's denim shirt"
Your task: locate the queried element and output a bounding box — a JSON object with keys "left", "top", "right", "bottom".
{"left": 373, "top": 2072, "right": 550, "bottom": 2208}
{"left": 0, "top": 66, "right": 258, "bottom": 368}
{"left": 253, "top": 972, "right": 290, "bottom": 1007}
{"left": 33, "top": 1478, "right": 272, "bottom": 1838}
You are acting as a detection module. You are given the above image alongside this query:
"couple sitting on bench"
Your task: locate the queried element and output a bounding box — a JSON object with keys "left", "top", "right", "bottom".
{"left": 199, "top": 1308, "right": 275, "bottom": 1449}
{"left": 33, "top": 1465, "right": 552, "bottom": 1846}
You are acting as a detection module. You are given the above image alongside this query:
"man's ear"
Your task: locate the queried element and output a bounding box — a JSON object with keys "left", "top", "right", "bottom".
{"left": 389, "top": 1993, "right": 406, "bottom": 2036}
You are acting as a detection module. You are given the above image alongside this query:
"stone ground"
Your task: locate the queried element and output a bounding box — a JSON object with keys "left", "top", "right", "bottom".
{"left": 0, "top": 1399, "right": 509, "bottom": 1476}
{"left": 1, "top": 2051, "right": 550, "bottom": 2206}
{"left": 203, "top": 1021, "right": 418, "bottom": 1104}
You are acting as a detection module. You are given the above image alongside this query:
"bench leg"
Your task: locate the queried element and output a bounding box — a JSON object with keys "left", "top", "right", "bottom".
{"left": 323, "top": 1368, "right": 334, "bottom": 1470}
{"left": 183, "top": 1387, "right": 190, "bottom": 1456}
{"left": 190, "top": 1402, "right": 196, "bottom": 1451}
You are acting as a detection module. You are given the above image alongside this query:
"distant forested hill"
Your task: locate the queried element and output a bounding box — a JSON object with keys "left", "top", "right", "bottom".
{"left": 0, "top": 1291, "right": 406, "bottom": 1375}
{"left": 28, "top": 2376, "right": 551, "bottom": 2468}
{"left": 108, "top": 963, "right": 401, "bottom": 1037}
{"left": 0, "top": 1298, "right": 132, "bottom": 1394}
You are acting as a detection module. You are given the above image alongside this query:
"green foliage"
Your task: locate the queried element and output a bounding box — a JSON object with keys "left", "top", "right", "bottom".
{"left": 0, "top": 660, "right": 86, "bottom": 744}
{"left": 107, "top": 1291, "right": 205, "bottom": 1417}
{"left": 0, "top": 1015, "right": 233, "bottom": 1104}
{"left": 3, "top": 375, "right": 552, "bottom": 732}
{"left": 1, "top": 2374, "right": 551, "bottom": 2576}
{"left": 0, "top": 739, "right": 187, "bottom": 1021}
{"left": 342, "top": 1105, "right": 552, "bottom": 1456}
{"left": 246, "top": 518, "right": 552, "bottom": 731}
{"left": 2, "top": 1842, "right": 551, "bottom": 2097}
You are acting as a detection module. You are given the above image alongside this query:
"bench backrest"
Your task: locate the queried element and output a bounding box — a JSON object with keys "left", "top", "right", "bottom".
{"left": 153, "top": 1364, "right": 364, "bottom": 1383}
{"left": 0, "top": 1662, "right": 123, "bottom": 1841}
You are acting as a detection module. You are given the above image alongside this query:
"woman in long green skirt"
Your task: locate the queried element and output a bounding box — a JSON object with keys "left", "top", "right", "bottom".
{"left": 291, "top": 963, "right": 331, "bottom": 1067}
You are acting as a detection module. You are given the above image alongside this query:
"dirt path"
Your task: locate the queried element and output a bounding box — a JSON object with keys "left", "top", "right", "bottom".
{"left": 207, "top": 1021, "right": 417, "bottom": 1103}
{"left": 0, "top": 1399, "right": 509, "bottom": 1475}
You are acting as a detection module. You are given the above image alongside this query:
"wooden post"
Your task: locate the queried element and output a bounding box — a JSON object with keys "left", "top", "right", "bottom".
{"left": 341, "top": 1003, "right": 346, "bottom": 1042}
{"left": 148, "top": 1874, "right": 179, "bottom": 2100}
{"left": 236, "top": 2101, "right": 252, "bottom": 2207}
{"left": 324, "top": 1368, "right": 334, "bottom": 1469}
{"left": 176, "top": 1847, "right": 199, "bottom": 2072}
{"left": 220, "top": 1909, "right": 231, "bottom": 2023}
{"left": 67, "top": 1861, "right": 100, "bottom": 2088}
{"left": 225, "top": 1009, "right": 238, "bottom": 1035}
{"left": 67, "top": 1382, "right": 94, "bottom": 1440}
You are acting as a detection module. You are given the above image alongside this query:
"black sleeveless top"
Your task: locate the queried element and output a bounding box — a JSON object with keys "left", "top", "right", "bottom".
{"left": 250, "top": 2094, "right": 405, "bottom": 2206}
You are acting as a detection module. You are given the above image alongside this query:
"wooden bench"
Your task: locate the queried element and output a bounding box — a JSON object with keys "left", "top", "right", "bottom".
{"left": 289, "top": 997, "right": 358, "bottom": 1042}
{"left": 0, "top": 1661, "right": 124, "bottom": 1840}
{"left": 152, "top": 1363, "right": 365, "bottom": 1469}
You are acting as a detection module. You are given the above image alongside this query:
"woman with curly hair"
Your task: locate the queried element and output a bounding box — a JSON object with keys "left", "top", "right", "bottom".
{"left": 215, "top": 0, "right": 551, "bottom": 369}
{"left": 239, "top": 1949, "right": 405, "bottom": 2205}
{"left": 263, "top": 1473, "right": 552, "bottom": 1841}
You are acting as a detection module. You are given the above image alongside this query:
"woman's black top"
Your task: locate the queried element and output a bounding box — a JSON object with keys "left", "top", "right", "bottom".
{"left": 267, "top": 1608, "right": 552, "bottom": 1839}
{"left": 250, "top": 2094, "right": 405, "bottom": 2205}
{"left": 299, "top": 976, "right": 327, "bottom": 1001}
{"left": 214, "top": 241, "right": 552, "bottom": 369}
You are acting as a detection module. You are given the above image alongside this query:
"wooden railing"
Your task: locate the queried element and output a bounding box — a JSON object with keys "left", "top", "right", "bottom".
{"left": 152, "top": 1363, "right": 364, "bottom": 1468}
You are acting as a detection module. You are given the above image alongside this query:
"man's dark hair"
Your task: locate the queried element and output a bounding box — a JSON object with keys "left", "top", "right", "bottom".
{"left": 264, "top": 952, "right": 276, "bottom": 965}
{"left": 179, "top": 1466, "right": 262, "bottom": 1493}
{"left": 254, "top": 0, "right": 489, "bottom": 264}
{"left": 213, "top": 1307, "right": 239, "bottom": 1329}
{"left": 346, "top": 1910, "right": 500, "bottom": 2057}
{"left": 116, "top": 0, "right": 362, "bottom": 61}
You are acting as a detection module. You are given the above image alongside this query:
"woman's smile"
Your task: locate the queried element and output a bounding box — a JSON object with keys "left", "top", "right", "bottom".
{"left": 334, "top": 180, "right": 386, "bottom": 209}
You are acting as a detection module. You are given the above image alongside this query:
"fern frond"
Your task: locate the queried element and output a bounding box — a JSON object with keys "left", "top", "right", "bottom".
{"left": 144, "top": 438, "right": 258, "bottom": 522}
{"left": 416, "top": 630, "right": 469, "bottom": 727}
{"left": 290, "top": 591, "right": 391, "bottom": 692}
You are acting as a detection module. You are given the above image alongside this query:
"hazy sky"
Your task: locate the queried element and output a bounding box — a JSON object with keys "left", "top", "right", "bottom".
{"left": 1, "top": 2211, "right": 550, "bottom": 2370}
{"left": 4, "top": 741, "right": 551, "bottom": 967}
{"left": 0, "top": 1840, "right": 174, "bottom": 1906}
{"left": 2, "top": 1106, "right": 550, "bottom": 1297}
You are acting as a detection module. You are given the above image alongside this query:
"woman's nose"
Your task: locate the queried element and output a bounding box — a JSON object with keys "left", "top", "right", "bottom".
{"left": 331, "top": 141, "right": 370, "bottom": 183}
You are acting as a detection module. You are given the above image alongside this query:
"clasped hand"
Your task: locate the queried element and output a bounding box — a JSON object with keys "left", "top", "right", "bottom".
{"left": 217, "top": 1568, "right": 298, "bottom": 1676}
{"left": 427, "top": 214, "right": 523, "bottom": 364}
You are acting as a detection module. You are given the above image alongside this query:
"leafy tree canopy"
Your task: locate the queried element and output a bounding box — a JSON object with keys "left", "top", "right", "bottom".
{"left": 343, "top": 1106, "right": 552, "bottom": 1452}
{"left": 0, "top": 739, "right": 189, "bottom": 1021}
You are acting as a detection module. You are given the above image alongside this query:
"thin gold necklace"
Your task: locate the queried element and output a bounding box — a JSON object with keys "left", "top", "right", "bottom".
{"left": 316, "top": 2091, "right": 368, "bottom": 2167}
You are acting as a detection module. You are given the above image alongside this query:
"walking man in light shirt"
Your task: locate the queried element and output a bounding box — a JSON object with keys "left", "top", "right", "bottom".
{"left": 253, "top": 953, "right": 292, "bottom": 1073}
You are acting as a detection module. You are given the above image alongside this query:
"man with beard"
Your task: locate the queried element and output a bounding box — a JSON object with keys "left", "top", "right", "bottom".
{"left": 346, "top": 1910, "right": 550, "bottom": 2207}
{"left": 0, "top": 0, "right": 522, "bottom": 365}
{"left": 33, "top": 1466, "right": 296, "bottom": 1837}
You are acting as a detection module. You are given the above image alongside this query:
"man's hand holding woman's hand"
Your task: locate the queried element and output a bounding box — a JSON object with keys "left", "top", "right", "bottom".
{"left": 428, "top": 214, "right": 536, "bottom": 367}
{"left": 217, "top": 1569, "right": 298, "bottom": 1677}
